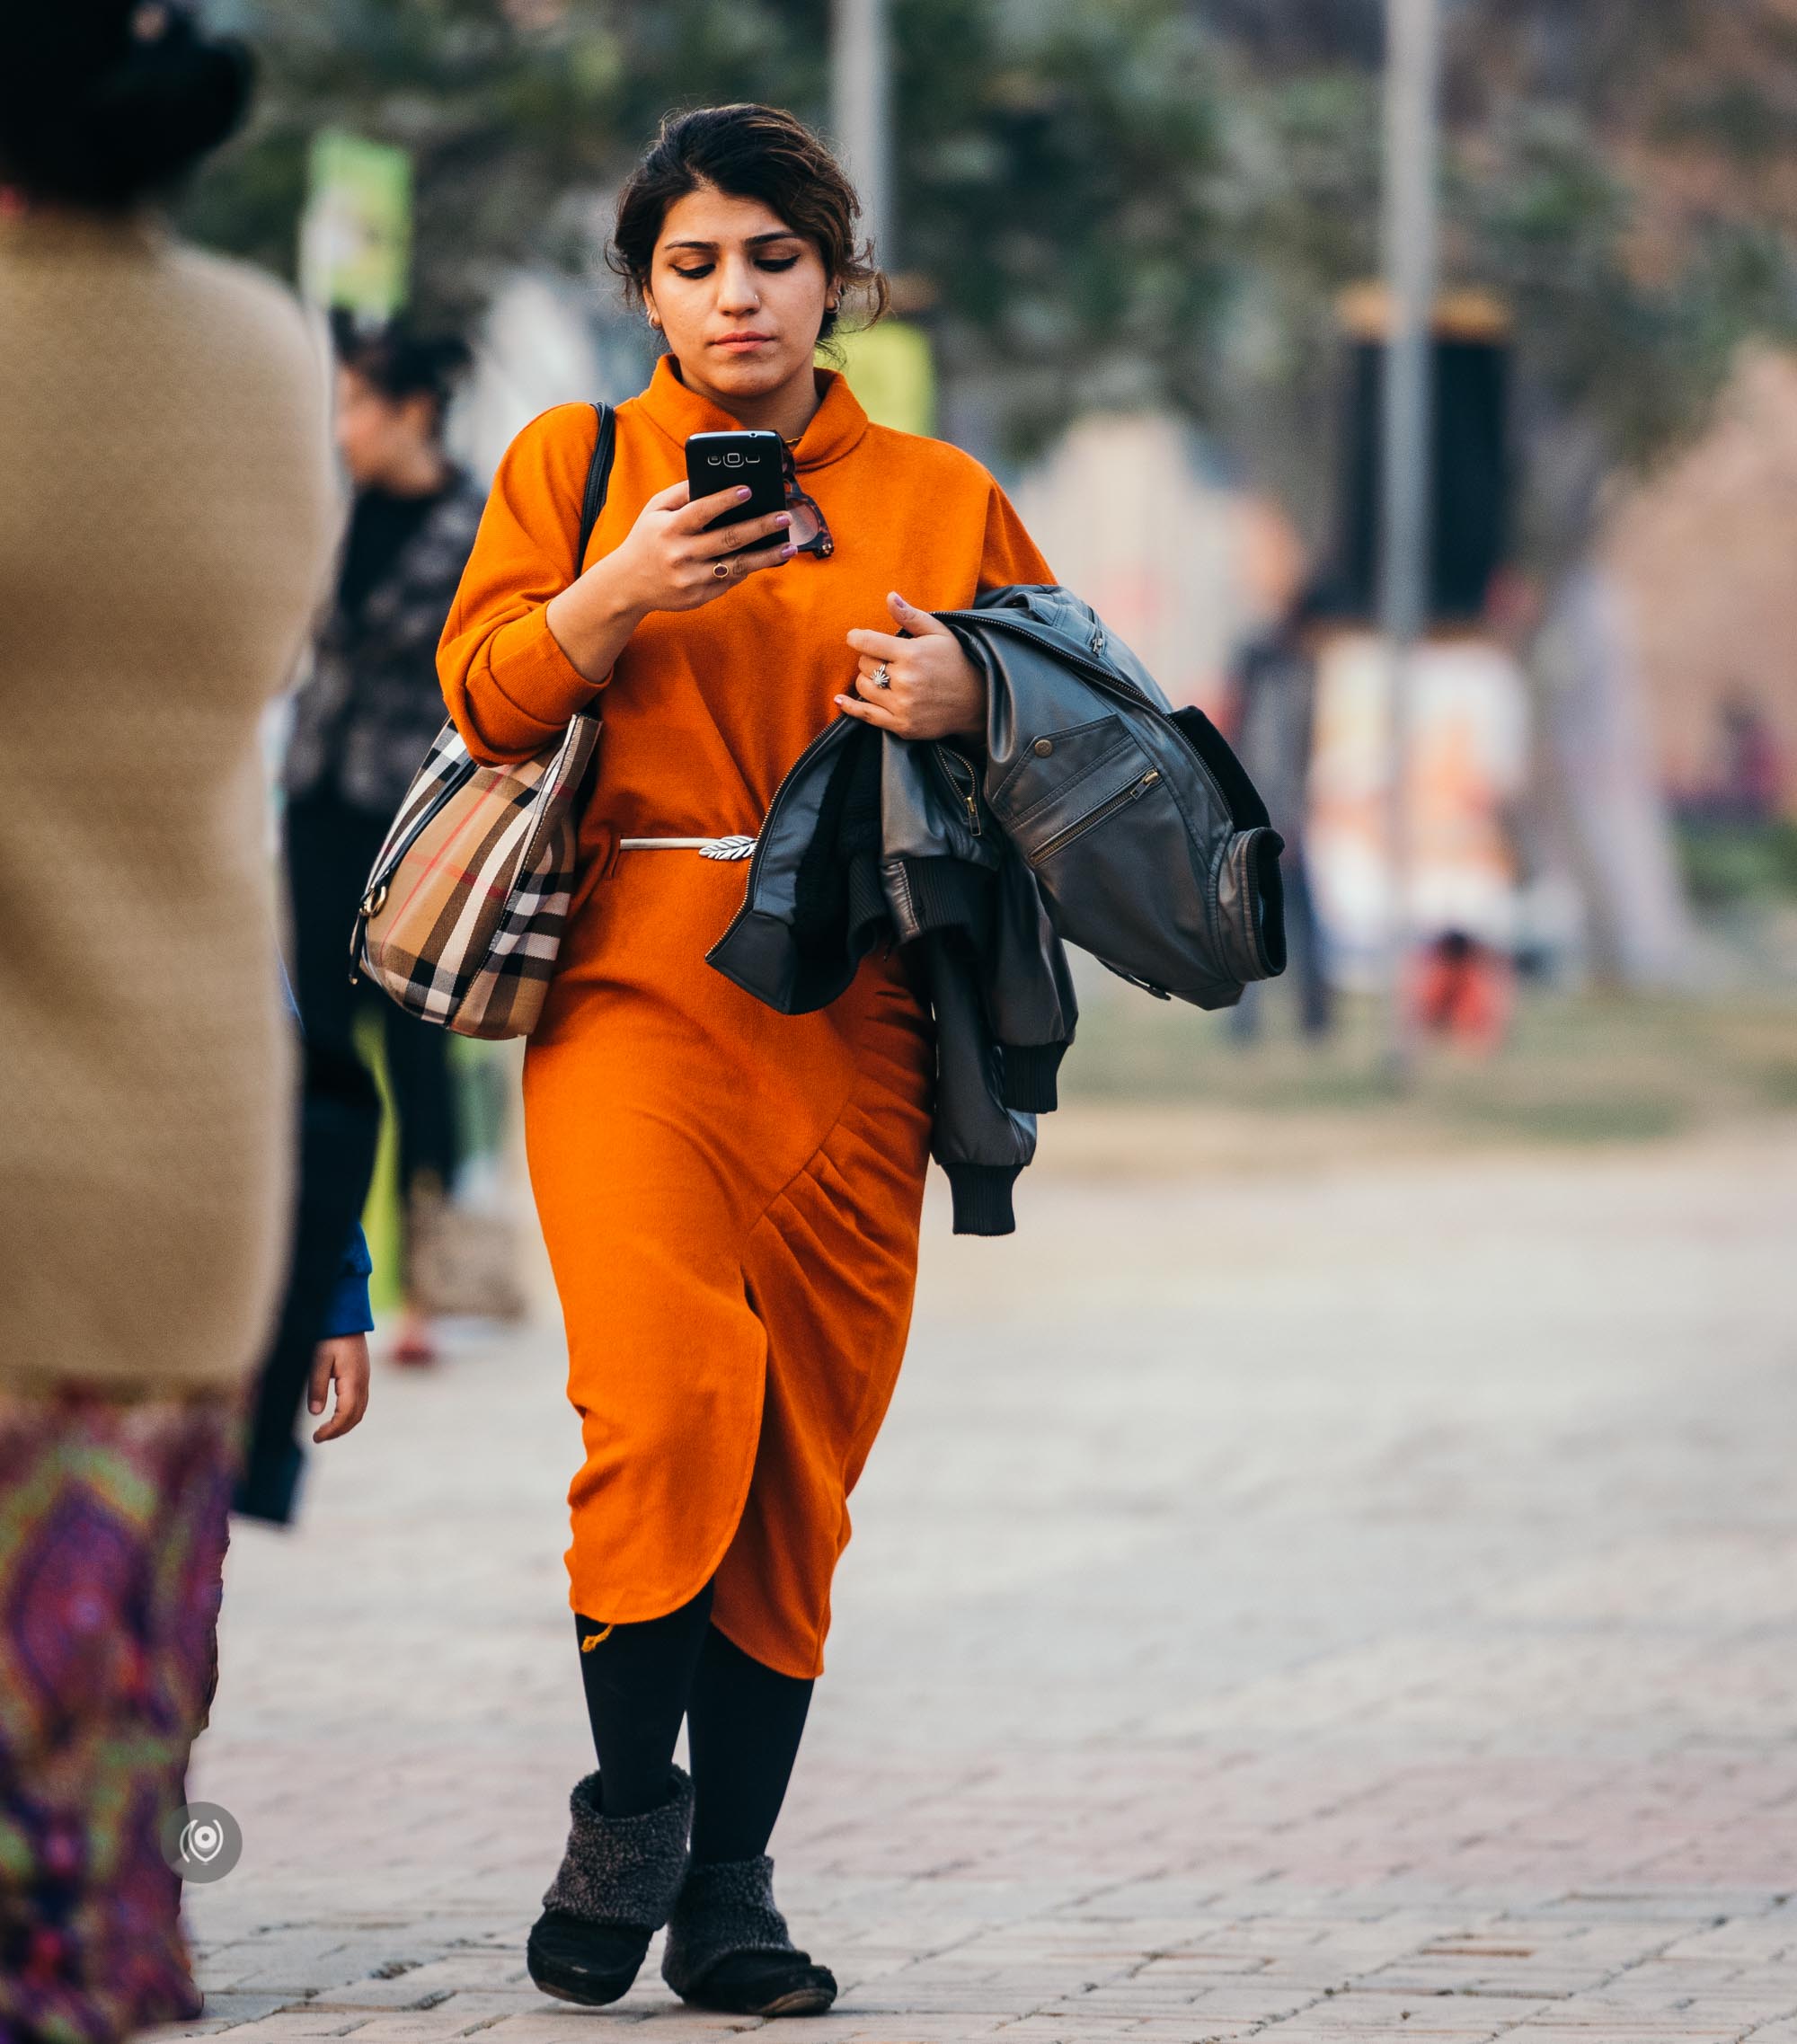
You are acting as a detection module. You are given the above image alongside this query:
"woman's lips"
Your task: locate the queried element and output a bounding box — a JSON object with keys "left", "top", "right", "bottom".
{"left": 713, "top": 333, "right": 774, "bottom": 350}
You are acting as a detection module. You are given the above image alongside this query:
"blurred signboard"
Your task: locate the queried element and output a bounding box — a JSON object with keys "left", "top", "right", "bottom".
{"left": 1307, "top": 630, "right": 1529, "bottom": 972}
{"left": 300, "top": 130, "right": 412, "bottom": 320}
{"left": 832, "top": 318, "right": 934, "bottom": 436}
{"left": 1333, "top": 287, "right": 1513, "bottom": 624}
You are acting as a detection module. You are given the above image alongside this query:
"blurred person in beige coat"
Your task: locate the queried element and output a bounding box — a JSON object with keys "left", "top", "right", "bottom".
{"left": 0, "top": 4, "right": 338, "bottom": 2034}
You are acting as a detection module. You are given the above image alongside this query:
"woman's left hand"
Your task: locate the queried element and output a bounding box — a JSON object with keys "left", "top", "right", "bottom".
{"left": 839, "top": 593, "right": 987, "bottom": 741}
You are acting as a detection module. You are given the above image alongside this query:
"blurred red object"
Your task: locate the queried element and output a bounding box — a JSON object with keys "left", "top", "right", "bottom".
{"left": 1407, "top": 930, "right": 1514, "bottom": 1053}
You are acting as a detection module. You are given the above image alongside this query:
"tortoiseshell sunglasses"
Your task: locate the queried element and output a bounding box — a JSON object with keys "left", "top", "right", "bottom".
{"left": 780, "top": 443, "right": 834, "bottom": 558}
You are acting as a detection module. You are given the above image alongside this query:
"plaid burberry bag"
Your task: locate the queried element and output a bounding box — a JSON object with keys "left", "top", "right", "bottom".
{"left": 350, "top": 403, "right": 615, "bottom": 1040}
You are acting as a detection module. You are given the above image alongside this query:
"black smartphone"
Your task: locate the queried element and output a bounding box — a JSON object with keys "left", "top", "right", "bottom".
{"left": 686, "top": 430, "right": 785, "bottom": 548}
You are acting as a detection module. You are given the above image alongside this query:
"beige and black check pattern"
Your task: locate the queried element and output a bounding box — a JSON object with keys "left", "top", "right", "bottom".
{"left": 352, "top": 708, "right": 600, "bottom": 1040}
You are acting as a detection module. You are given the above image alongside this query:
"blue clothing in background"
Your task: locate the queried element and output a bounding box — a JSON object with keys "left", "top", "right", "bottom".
{"left": 320, "top": 1225, "right": 376, "bottom": 1340}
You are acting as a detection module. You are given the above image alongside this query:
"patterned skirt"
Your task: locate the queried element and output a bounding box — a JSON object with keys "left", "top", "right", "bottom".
{"left": 0, "top": 1388, "right": 237, "bottom": 2044}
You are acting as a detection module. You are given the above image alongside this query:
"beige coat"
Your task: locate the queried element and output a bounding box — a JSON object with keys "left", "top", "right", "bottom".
{"left": 0, "top": 210, "right": 340, "bottom": 1398}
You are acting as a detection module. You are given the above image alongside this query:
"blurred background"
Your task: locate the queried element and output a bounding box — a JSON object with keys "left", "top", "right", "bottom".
{"left": 187, "top": 0, "right": 1797, "bottom": 1314}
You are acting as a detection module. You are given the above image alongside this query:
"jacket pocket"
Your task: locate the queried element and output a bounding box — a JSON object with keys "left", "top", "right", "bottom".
{"left": 991, "top": 714, "right": 1138, "bottom": 828}
{"left": 1026, "top": 765, "right": 1163, "bottom": 865}
{"left": 1018, "top": 756, "right": 1218, "bottom": 1001}
{"left": 1023, "top": 760, "right": 1226, "bottom": 1002}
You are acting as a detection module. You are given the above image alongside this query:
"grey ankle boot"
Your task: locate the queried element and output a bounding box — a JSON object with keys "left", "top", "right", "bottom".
{"left": 661, "top": 1855, "right": 837, "bottom": 2016}
{"left": 527, "top": 1765, "right": 693, "bottom": 2006}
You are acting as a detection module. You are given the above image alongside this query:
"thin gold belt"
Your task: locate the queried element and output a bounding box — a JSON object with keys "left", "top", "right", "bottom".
{"left": 617, "top": 835, "right": 757, "bottom": 863}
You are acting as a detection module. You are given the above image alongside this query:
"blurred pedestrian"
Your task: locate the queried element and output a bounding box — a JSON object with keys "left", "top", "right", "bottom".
{"left": 233, "top": 975, "right": 380, "bottom": 1527}
{"left": 437, "top": 104, "right": 1052, "bottom": 2017}
{"left": 282, "top": 315, "right": 482, "bottom": 1367}
{"left": 1711, "top": 691, "right": 1783, "bottom": 826}
{"left": 0, "top": 4, "right": 339, "bottom": 2037}
{"left": 1408, "top": 928, "right": 1515, "bottom": 1053}
{"left": 1227, "top": 579, "right": 1340, "bottom": 1041}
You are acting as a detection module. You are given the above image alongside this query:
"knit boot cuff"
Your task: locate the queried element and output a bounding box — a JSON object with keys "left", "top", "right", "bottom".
{"left": 661, "top": 1854, "right": 797, "bottom": 1995}
{"left": 540, "top": 1765, "right": 694, "bottom": 1931}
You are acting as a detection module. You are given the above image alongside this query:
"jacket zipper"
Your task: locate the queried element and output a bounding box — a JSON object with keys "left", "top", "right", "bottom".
{"left": 935, "top": 745, "right": 981, "bottom": 836}
{"left": 1029, "top": 769, "right": 1161, "bottom": 865}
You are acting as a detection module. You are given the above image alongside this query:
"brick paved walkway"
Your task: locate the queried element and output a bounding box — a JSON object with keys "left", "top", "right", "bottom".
{"left": 155, "top": 1118, "right": 1797, "bottom": 2042}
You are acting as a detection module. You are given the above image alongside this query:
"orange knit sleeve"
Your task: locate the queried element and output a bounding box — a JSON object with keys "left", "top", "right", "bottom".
{"left": 977, "top": 479, "right": 1054, "bottom": 592}
{"left": 438, "top": 403, "right": 605, "bottom": 764}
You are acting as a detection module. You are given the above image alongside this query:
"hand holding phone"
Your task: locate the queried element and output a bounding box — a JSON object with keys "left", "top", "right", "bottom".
{"left": 546, "top": 429, "right": 797, "bottom": 667}
{"left": 685, "top": 430, "right": 786, "bottom": 550}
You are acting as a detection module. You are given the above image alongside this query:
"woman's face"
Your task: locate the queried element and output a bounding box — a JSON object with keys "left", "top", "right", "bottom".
{"left": 643, "top": 183, "right": 834, "bottom": 408}
{"left": 333, "top": 366, "right": 438, "bottom": 489}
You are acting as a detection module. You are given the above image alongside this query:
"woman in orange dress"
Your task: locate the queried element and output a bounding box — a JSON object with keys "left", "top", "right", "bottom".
{"left": 438, "top": 104, "right": 1050, "bottom": 2017}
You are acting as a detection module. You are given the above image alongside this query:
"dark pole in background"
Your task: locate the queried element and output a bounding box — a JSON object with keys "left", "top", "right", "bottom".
{"left": 1379, "top": 0, "right": 1442, "bottom": 1078}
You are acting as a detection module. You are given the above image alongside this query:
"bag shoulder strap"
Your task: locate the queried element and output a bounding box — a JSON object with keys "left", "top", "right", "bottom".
{"left": 575, "top": 401, "right": 617, "bottom": 571}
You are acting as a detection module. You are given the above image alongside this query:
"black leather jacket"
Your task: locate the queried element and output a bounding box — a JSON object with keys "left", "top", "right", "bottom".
{"left": 707, "top": 583, "right": 1283, "bottom": 1235}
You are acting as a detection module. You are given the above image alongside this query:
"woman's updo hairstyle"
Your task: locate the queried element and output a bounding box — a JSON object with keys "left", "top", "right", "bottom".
{"left": 609, "top": 104, "right": 889, "bottom": 358}
{"left": 0, "top": 2, "right": 252, "bottom": 210}
{"left": 331, "top": 311, "right": 474, "bottom": 438}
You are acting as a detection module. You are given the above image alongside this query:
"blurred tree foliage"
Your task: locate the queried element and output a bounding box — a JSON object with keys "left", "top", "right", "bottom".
{"left": 182, "top": 1, "right": 833, "bottom": 323}
{"left": 1212, "top": 0, "right": 1797, "bottom": 565}
{"left": 892, "top": 0, "right": 1226, "bottom": 451}
{"left": 185, "top": 0, "right": 1797, "bottom": 516}
{"left": 185, "top": 0, "right": 1231, "bottom": 458}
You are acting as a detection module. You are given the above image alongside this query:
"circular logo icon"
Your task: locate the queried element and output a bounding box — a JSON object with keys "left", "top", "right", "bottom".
{"left": 160, "top": 1801, "right": 243, "bottom": 1883}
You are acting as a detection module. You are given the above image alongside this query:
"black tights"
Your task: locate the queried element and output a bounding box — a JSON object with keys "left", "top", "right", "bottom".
{"left": 575, "top": 1582, "right": 813, "bottom": 1864}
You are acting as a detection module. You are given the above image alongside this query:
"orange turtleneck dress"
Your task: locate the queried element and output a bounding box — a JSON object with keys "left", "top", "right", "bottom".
{"left": 438, "top": 358, "right": 1051, "bottom": 1678}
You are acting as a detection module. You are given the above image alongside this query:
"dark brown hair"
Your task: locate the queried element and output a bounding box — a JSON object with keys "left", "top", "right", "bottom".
{"left": 608, "top": 104, "right": 889, "bottom": 358}
{"left": 331, "top": 310, "right": 473, "bottom": 441}
{"left": 0, "top": 2, "right": 252, "bottom": 210}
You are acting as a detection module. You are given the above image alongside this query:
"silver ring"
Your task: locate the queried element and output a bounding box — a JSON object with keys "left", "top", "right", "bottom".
{"left": 870, "top": 662, "right": 891, "bottom": 689}
{"left": 713, "top": 560, "right": 733, "bottom": 580}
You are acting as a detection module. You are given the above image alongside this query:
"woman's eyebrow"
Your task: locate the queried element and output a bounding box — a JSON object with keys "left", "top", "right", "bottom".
{"left": 663, "top": 231, "right": 802, "bottom": 253}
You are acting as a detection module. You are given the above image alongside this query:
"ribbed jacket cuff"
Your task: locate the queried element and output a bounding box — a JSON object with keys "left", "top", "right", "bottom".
{"left": 943, "top": 1163, "right": 1021, "bottom": 1236}
{"left": 998, "top": 1040, "right": 1067, "bottom": 1113}
{"left": 889, "top": 856, "right": 989, "bottom": 941}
